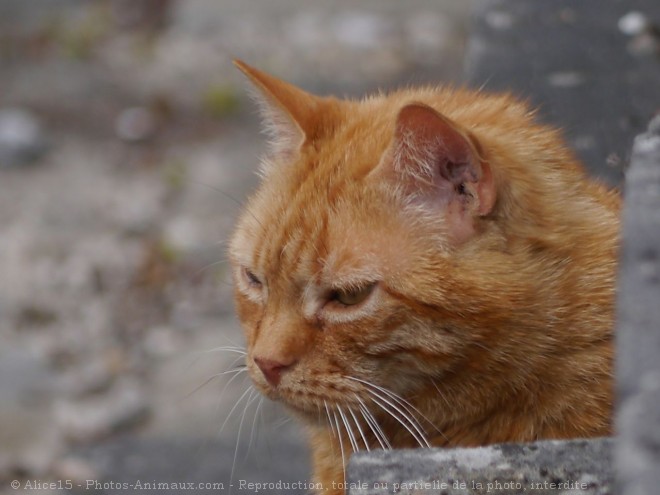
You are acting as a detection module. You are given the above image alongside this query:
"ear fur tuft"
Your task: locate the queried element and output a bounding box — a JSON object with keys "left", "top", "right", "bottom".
{"left": 234, "top": 60, "right": 320, "bottom": 159}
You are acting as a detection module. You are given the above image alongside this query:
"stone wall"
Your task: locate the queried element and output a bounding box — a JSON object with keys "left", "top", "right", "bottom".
{"left": 616, "top": 116, "right": 660, "bottom": 495}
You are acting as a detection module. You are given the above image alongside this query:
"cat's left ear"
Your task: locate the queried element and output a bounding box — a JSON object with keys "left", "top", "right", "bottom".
{"left": 375, "top": 103, "right": 496, "bottom": 244}
{"left": 234, "top": 60, "right": 321, "bottom": 158}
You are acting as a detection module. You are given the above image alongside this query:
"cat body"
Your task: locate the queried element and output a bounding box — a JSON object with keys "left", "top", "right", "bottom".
{"left": 229, "top": 61, "right": 619, "bottom": 494}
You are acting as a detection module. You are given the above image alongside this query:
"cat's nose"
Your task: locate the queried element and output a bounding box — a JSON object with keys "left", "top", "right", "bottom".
{"left": 254, "top": 357, "right": 295, "bottom": 387}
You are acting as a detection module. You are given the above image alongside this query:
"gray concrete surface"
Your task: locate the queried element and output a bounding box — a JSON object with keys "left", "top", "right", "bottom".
{"left": 616, "top": 116, "right": 660, "bottom": 495}
{"left": 348, "top": 438, "right": 612, "bottom": 495}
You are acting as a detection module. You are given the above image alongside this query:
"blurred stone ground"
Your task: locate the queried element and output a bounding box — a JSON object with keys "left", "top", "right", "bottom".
{"left": 0, "top": 1, "right": 471, "bottom": 493}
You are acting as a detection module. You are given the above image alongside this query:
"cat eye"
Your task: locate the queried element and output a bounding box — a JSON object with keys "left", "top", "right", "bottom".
{"left": 331, "top": 283, "right": 376, "bottom": 307}
{"left": 243, "top": 267, "right": 263, "bottom": 288}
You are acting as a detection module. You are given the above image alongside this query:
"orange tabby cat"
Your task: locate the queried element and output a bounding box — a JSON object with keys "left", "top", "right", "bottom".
{"left": 229, "top": 60, "right": 619, "bottom": 494}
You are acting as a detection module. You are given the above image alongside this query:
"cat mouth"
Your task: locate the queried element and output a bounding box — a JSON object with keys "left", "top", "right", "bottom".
{"left": 251, "top": 370, "right": 436, "bottom": 449}
{"left": 282, "top": 384, "right": 435, "bottom": 450}
{"left": 252, "top": 375, "right": 362, "bottom": 418}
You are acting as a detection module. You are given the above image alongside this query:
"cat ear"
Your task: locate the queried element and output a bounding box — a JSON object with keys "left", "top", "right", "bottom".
{"left": 234, "top": 59, "right": 320, "bottom": 157}
{"left": 379, "top": 103, "right": 496, "bottom": 243}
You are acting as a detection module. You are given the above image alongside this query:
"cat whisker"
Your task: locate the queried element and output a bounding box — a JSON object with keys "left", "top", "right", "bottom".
{"left": 347, "top": 406, "right": 371, "bottom": 452}
{"left": 244, "top": 395, "right": 264, "bottom": 462}
{"left": 196, "top": 345, "right": 248, "bottom": 401}
{"left": 183, "top": 344, "right": 246, "bottom": 378}
{"left": 188, "top": 179, "right": 246, "bottom": 212}
{"left": 185, "top": 180, "right": 252, "bottom": 262}
{"left": 324, "top": 400, "right": 338, "bottom": 438}
{"left": 324, "top": 400, "right": 341, "bottom": 462}
{"left": 185, "top": 366, "right": 247, "bottom": 399}
{"left": 356, "top": 398, "right": 391, "bottom": 450}
{"left": 347, "top": 376, "right": 443, "bottom": 436}
{"left": 430, "top": 379, "right": 453, "bottom": 411}
{"left": 219, "top": 382, "right": 255, "bottom": 434}
{"left": 191, "top": 176, "right": 266, "bottom": 236}
{"left": 230, "top": 387, "right": 260, "bottom": 487}
{"left": 360, "top": 388, "right": 430, "bottom": 449}
{"left": 271, "top": 415, "right": 293, "bottom": 430}
{"left": 202, "top": 345, "right": 247, "bottom": 355}
{"left": 348, "top": 377, "right": 431, "bottom": 447}
{"left": 193, "top": 258, "right": 230, "bottom": 278}
{"left": 194, "top": 346, "right": 247, "bottom": 370}
{"left": 332, "top": 410, "right": 348, "bottom": 484}
{"left": 337, "top": 405, "right": 360, "bottom": 454}
{"left": 347, "top": 376, "right": 423, "bottom": 417}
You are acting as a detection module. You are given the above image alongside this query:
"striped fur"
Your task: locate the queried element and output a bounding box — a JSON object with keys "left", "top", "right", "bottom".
{"left": 229, "top": 61, "right": 619, "bottom": 494}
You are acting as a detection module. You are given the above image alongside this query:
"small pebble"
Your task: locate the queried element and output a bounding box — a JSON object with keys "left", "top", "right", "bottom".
{"left": 618, "top": 11, "right": 649, "bottom": 36}
{"left": 485, "top": 11, "right": 514, "bottom": 30}
{"left": 547, "top": 71, "right": 586, "bottom": 88}
{"left": 115, "top": 107, "right": 157, "bottom": 142}
{"left": 0, "top": 108, "right": 47, "bottom": 167}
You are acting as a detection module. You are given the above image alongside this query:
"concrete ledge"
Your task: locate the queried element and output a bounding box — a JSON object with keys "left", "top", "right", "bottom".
{"left": 616, "top": 116, "right": 660, "bottom": 495}
{"left": 347, "top": 438, "right": 612, "bottom": 495}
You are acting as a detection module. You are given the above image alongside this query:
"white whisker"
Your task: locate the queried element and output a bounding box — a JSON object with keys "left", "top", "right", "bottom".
{"left": 230, "top": 388, "right": 260, "bottom": 486}
{"left": 431, "top": 380, "right": 453, "bottom": 410}
{"left": 201, "top": 346, "right": 247, "bottom": 356}
{"left": 347, "top": 376, "right": 440, "bottom": 435}
{"left": 213, "top": 365, "right": 249, "bottom": 414}
{"left": 368, "top": 392, "right": 430, "bottom": 449}
{"left": 194, "top": 258, "right": 230, "bottom": 277}
{"left": 332, "top": 410, "right": 347, "bottom": 484}
{"left": 347, "top": 375, "right": 443, "bottom": 444}
{"left": 324, "top": 400, "right": 337, "bottom": 439}
{"left": 356, "top": 396, "right": 391, "bottom": 450}
{"left": 272, "top": 415, "right": 292, "bottom": 430}
{"left": 220, "top": 384, "right": 254, "bottom": 434}
{"left": 245, "top": 396, "right": 264, "bottom": 459}
{"left": 337, "top": 405, "right": 359, "bottom": 453}
{"left": 347, "top": 406, "right": 370, "bottom": 452}
{"left": 185, "top": 367, "right": 243, "bottom": 399}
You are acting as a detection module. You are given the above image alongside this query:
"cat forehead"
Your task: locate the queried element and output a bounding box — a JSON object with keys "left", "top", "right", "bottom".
{"left": 230, "top": 187, "right": 412, "bottom": 285}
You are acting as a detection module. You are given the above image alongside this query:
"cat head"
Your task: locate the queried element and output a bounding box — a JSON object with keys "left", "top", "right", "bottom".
{"left": 229, "top": 61, "right": 509, "bottom": 422}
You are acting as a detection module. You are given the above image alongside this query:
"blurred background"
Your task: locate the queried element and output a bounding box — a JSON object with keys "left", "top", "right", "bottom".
{"left": 0, "top": 1, "right": 472, "bottom": 493}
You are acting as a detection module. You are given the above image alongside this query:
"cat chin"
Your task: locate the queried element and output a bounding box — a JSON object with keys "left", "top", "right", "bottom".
{"left": 284, "top": 403, "right": 315, "bottom": 420}
{"left": 283, "top": 402, "right": 330, "bottom": 426}
{"left": 253, "top": 382, "right": 326, "bottom": 418}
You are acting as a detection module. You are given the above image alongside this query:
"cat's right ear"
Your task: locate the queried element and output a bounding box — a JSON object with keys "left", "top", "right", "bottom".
{"left": 375, "top": 103, "right": 496, "bottom": 245}
{"left": 234, "top": 60, "right": 320, "bottom": 158}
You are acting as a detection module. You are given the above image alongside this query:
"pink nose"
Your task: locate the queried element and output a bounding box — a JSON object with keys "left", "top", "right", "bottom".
{"left": 254, "top": 357, "right": 294, "bottom": 387}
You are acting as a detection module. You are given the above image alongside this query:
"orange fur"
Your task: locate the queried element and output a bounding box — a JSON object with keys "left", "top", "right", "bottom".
{"left": 229, "top": 61, "right": 619, "bottom": 495}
